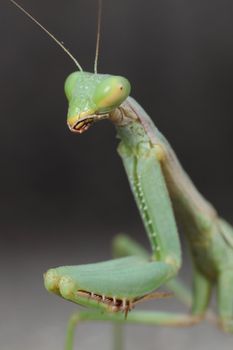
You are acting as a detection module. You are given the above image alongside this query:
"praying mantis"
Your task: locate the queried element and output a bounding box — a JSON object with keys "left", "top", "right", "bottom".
{"left": 9, "top": 1, "right": 233, "bottom": 350}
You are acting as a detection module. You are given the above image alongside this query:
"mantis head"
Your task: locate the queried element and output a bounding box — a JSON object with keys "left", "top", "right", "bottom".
{"left": 65, "top": 71, "right": 131, "bottom": 133}
{"left": 10, "top": 1, "right": 131, "bottom": 133}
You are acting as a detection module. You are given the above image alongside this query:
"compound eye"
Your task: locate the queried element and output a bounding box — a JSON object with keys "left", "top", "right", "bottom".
{"left": 93, "top": 76, "right": 131, "bottom": 113}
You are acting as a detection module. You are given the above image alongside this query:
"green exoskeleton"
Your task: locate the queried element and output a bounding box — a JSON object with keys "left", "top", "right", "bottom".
{"left": 10, "top": 1, "right": 233, "bottom": 350}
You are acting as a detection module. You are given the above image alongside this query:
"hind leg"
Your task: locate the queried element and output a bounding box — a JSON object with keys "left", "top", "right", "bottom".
{"left": 112, "top": 233, "right": 148, "bottom": 259}
{"left": 191, "top": 266, "right": 212, "bottom": 316}
{"left": 217, "top": 269, "right": 233, "bottom": 332}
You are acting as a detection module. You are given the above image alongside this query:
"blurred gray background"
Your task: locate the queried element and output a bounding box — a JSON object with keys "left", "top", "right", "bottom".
{"left": 0, "top": 0, "right": 233, "bottom": 349}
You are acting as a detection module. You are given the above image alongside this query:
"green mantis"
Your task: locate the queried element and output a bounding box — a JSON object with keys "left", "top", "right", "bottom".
{"left": 48, "top": 70, "right": 233, "bottom": 344}
{"left": 9, "top": 1, "right": 233, "bottom": 350}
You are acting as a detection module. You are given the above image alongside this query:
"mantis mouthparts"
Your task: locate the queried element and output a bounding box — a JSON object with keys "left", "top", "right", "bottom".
{"left": 67, "top": 114, "right": 110, "bottom": 134}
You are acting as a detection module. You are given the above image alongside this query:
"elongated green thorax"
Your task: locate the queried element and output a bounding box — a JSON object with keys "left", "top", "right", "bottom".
{"left": 65, "top": 71, "right": 131, "bottom": 133}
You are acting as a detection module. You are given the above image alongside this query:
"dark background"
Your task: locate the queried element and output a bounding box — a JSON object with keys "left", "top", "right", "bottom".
{"left": 0, "top": 1, "right": 232, "bottom": 349}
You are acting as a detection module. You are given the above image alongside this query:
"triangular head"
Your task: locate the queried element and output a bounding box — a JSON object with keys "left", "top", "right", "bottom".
{"left": 65, "top": 71, "right": 131, "bottom": 133}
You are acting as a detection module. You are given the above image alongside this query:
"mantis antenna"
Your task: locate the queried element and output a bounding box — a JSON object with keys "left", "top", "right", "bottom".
{"left": 9, "top": 0, "right": 83, "bottom": 71}
{"left": 94, "top": 0, "right": 103, "bottom": 74}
